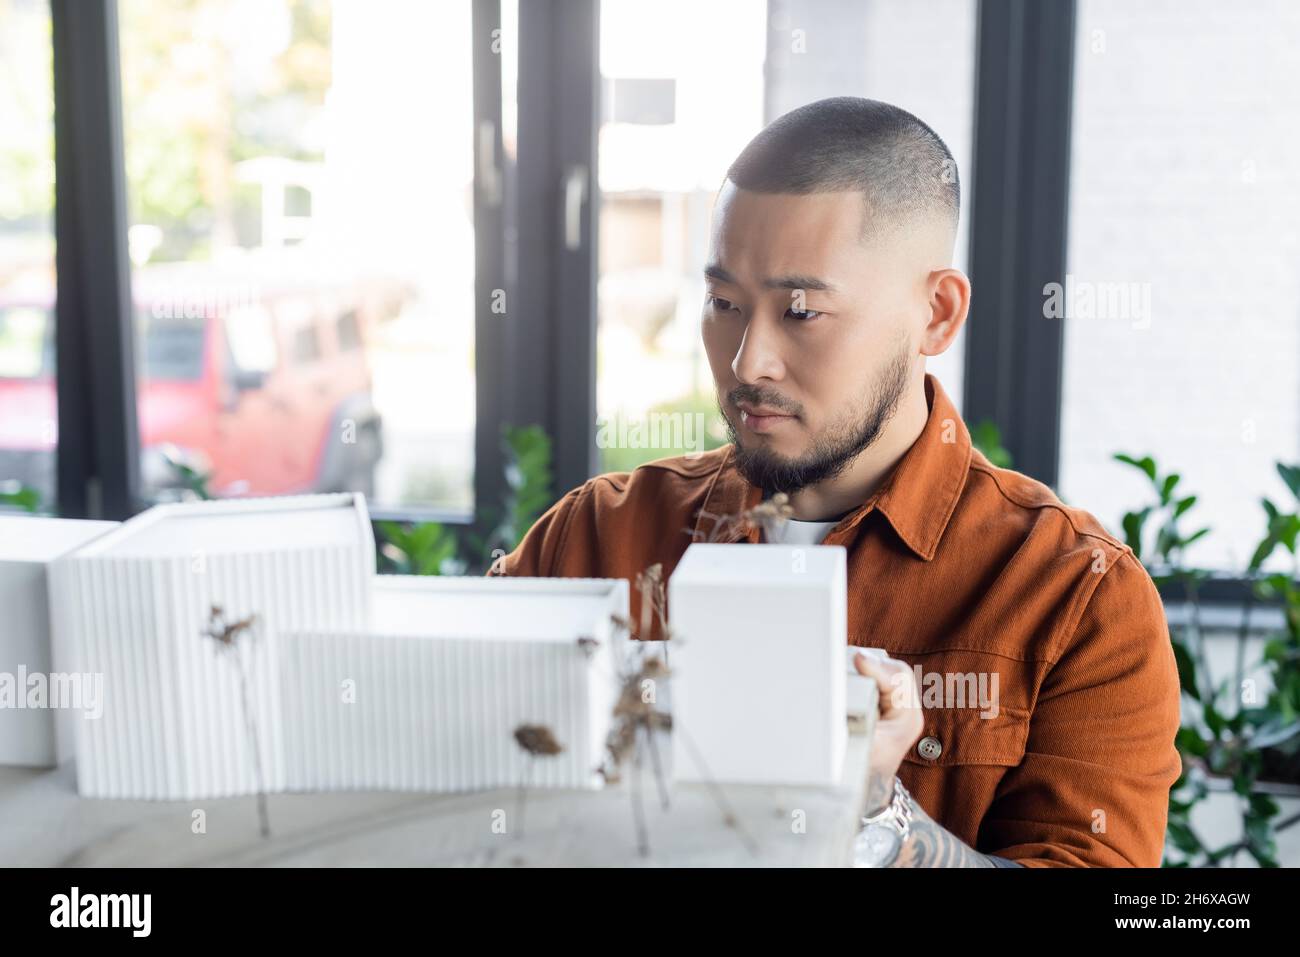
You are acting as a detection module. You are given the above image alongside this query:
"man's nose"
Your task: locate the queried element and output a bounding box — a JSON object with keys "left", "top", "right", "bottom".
{"left": 730, "top": 311, "right": 786, "bottom": 384}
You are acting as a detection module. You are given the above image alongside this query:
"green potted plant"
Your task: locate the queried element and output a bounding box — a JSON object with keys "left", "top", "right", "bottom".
{"left": 1114, "top": 454, "right": 1300, "bottom": 867}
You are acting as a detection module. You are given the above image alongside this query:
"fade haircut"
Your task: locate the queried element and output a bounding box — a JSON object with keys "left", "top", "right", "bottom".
{"left": 724, "top": 96, "right": 960, "bottom": 241}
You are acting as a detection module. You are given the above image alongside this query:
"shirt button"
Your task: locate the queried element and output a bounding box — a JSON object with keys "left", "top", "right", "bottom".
{"left": 917, "top": 736, "right": 943, "bottom": 760}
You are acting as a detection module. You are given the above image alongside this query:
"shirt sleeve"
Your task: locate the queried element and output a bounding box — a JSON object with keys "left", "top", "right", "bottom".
{"left": 977, "top": 550, "right": 1183, "bottom": 867}
{"left": 485, "top": 481, "right": 588, "bottom": 578}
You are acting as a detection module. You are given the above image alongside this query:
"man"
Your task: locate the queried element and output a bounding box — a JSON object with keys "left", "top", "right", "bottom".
{"left": 492, "top": 97, "right": 1182, "bottom": 867}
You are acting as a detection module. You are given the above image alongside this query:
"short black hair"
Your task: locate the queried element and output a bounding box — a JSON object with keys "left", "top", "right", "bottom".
{"left": 725, "top": 96, "right": 959, "bottom": 239}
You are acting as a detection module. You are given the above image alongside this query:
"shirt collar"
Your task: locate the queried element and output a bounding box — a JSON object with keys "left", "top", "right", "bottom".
{"left": 695, "top": 373, "right": 971, "bottom": 561}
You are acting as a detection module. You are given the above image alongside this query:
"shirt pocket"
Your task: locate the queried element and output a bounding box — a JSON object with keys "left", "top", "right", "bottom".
{"left": 900, "top": 703, "right": 1032, "bottom": 769}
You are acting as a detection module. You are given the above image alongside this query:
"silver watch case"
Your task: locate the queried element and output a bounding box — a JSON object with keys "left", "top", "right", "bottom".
{"left": 853, "top": 776, "right": 913, "bottom": 867}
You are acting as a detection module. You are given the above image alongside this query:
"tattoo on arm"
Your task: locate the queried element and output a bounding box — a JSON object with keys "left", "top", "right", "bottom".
{"left": 889, "top": 801, "right": 998, "bottom": 868}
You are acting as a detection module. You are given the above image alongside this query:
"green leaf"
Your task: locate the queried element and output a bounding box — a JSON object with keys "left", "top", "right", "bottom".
{"left": 1172, "top": 640, "right": 1201, "bottom": 702}
{"left": 1249, "top": 792, "right": 1281, "bottom": 818}
{"left": 1176, "top": 724, "right": 1209, "bottom": 757}
{"left": 1165, "top": 818, "right": 1202, "bottom": 854}
{"left": 1203, "top": 700, "right": 1227, "bottom": 736}
{"left": 1121, "top": 508, "right": 1150, "bottom": 559}
{"left": 1160, "top": 473, "right": 1180, "bottom": 505}
{"left": 970, "top": 420, "right": 1013, "bottom": 469}
{"left": 1155, "top": 523, "right": 1178, "bottom": 558}
{"left": 1277, "top": 463, "right": 1300, "bottom": 501}
{"left": 1279, "top": 515, "right": 1300, "bottom": 553}
{"left": 0, "top": 485, "right": 42, "bottom": 513}
{"left": 1114, "top": 452, "right": 1158, "bottom": 481}
{"left": 1249, "top": 534, "right": 1279, "bottom": 572}
{"left": 499, "top": 424, "right": 554, "bottom": 553}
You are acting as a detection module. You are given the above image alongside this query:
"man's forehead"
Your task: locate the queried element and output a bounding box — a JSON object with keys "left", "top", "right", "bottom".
{"left": 712, "top": 181, "right": 869, "bottom": 232}
{"left": 707, "top": 181, "right": 944, "bottom": 285}
{"left": 706, "top": 196, "right": 869, "bottom": 295}
{"left": 708, "top": 184, "right": 874, "bottom": 272}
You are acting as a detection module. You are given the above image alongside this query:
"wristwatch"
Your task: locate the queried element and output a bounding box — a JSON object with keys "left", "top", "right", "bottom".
{"left": 853, "top": 775, "right": 914, "bottom": 868}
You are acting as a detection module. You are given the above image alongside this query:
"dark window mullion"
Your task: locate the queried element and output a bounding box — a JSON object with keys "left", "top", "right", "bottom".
{"left": 964, "top": 0, "right": 1076, "bottom": 488}
{"left": 51, "top": 0, "right": 138, "bottom": 520}
{"left": 515, "top": 0, "right": 599, "bottom": 495}
{"left": 472, "top": 0, "right": 509, "bottom": 521}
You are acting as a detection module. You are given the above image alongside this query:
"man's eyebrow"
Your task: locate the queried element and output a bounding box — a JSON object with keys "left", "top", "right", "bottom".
{"left": 703, "top": 263, "right": 736, "bottom": 284}
{"left": 764, "top": 274, "right": 836, "bottom": 293}
{"left": 703, "top": 264, "right": 837, "bottom": 293}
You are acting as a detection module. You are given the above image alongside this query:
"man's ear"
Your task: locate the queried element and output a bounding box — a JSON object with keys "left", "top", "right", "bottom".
{"left": 920, "top": 268, "right": 971, "bottom": 357}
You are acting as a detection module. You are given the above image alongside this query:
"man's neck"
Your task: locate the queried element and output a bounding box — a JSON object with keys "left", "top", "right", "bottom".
{"left": 784, "top": 378, "right": 931, "bottom": 522}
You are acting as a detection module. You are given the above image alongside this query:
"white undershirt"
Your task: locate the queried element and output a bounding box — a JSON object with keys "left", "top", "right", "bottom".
{"left": 761, "top": 517, "right": 839, "bottom": 546}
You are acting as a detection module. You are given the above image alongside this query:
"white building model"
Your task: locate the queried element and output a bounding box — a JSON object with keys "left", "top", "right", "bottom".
{"left": 40, "top": 494, "right": 630, "bottom": 800}
{"left": 0, "top": 515, "right": 118, "bottom": 768}
{"left": 24, "top": 495, "right": 852, "bottom": 801}
{"left": 48, "top": 494, "right": 374, "bottom": 800}
{"left": 281, "top": 576, "right": 628, "bottom": 793}
{"left": 669, "top": 542, "right": 849, "bottom": 787}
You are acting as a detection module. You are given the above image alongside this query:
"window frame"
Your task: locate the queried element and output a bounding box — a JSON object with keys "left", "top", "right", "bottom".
{"left": 51, "top": 0, "right": 140, "bottom": 520}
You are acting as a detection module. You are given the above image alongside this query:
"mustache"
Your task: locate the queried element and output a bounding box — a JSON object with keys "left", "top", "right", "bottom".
{"left": 726, "top": 385, "right": 801, "bottom": 416}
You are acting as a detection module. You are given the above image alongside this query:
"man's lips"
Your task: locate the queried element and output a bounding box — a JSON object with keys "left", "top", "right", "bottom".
{"left": 735, "top": 399, "right": 795, "bottom": 416}
{"left": 736, "top": 402, "right": 796, "bottom": 433}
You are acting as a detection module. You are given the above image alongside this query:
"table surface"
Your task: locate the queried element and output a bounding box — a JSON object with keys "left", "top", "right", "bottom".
{"left": 0, "top": 721, "right": 874, "bottom": 867}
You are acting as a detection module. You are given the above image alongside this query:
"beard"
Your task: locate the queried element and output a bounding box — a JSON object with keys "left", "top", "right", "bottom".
{"left": 721, "top": 345, "right": 912, "bottom": 497}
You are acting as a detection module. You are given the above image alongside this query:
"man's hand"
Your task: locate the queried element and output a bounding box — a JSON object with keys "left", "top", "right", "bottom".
{"left": 852, "top": 651, "right": 1021, "bottom": 868}
{"left": 852, "top": 651, "right": 925, "bottom": 815}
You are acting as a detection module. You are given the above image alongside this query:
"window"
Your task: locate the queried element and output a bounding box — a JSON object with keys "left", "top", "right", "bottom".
{"left": 119, "top": 0, "right": 476, "bottom": 513}
{"left": 137, "top": 311, "right": 207, "bottom": 381}
{"left": 1059, "top": 0, "right": 1300, "bottom": 573}
{"left": 795, "top": 0, "right": 976, "bottom": 405}
{"left": 595, "top": 0, "right": 767, "bottom": 473}
{"left": 0, "top": 0, "right": 56, "bottom": 512}
{"left": 0, "top": 306, "right": 52, "bottom": 380}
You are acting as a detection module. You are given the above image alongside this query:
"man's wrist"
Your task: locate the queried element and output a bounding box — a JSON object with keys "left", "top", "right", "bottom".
{"left": 855, "top": 775, "right": 914, "bottom": 868}
{"left": 864, "top": 768, "right": 896, "bottom": 816}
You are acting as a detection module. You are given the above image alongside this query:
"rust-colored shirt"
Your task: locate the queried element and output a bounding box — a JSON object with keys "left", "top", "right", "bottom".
{"left": 493, "top": 373, "right": 1182, "bottom": 867}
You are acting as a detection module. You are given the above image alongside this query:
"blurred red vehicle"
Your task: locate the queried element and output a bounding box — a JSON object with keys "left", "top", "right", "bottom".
{"left": 0, "top": 260, "right": 393, "bottom": 506}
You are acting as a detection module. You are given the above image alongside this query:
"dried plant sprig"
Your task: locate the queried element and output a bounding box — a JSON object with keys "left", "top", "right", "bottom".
{"left": 595, "top": 637, "right": 674, "bottom": 856}
{"left": 514, "top": 724, "right": 563, "bottom": 757}
{"left": 600, "top": 653, "right": 673, "bottom": 786}
{"left": 597, "top": 592, "right": 756, "bottom": 859}
{"left": 200, "top": 605, "right": 270, "bottom": 839}
{"left": 512, "top": 723, "right": 564, "bottom": 840}
{"left": 632, "top": 562, "right": 675, "bottom": 647}
{"left": 685, "top": 508, "right": 748, "bottom": 544}
{"left": 746, "top": 491, "right": 794, "bottom": 542}
{"left": 687, "top": 491, "right": 794, "bottom": 544}
{"left": 201, "top": 605, "right": 257, "bottom": 646}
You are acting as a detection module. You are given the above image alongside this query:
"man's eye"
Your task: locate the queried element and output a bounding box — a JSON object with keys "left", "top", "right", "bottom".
{"left": 707, "top": 295, "right": 738, "bottom": 312}
{"left": 785, "top": 307, "right": 821, "bottom": 321}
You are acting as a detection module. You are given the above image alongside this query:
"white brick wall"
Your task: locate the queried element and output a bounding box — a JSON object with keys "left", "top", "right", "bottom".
{"left": 1060, "top": 0, "right": 1300, "bottom": 571}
